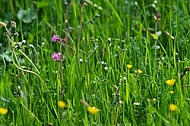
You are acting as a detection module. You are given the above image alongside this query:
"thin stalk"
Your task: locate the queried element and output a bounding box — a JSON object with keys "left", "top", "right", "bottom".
{"left": 20, "top": 101, "right": 41, "bottom": 124}
{"left": 77, "top": 13, "right": 100, "bottom": 58}
{"left": 19, "top": 50, "right": 40, "bottom": 74}
{"left": 59, "top": 43, "right": 63, "bottom": 99}
{"left": 12, "top": 49, "right": 28, "bottom": 83}
{"left": 154, "top": 19, "right": 158, "bottom": 55}
{"left": 12, "top": 51, "right": 43, "bottom": 83}
{"left": 9, "top": 0, "right": 15, "bottom": 13}
{"left": 114, "top": 103, "right": 119, "bottom": 126}
{"left": 6, "top": 35, "right": 40, "bottom": 74}
{"left": 154, "top": 19, "right": 158, "bottom": 78}
{"left": 77, "top": 5, "right": 84, "bottom": 58}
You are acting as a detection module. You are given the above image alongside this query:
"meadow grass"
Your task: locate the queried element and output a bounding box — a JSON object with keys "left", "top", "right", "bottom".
{"left": 0, "top": 0, "right": 190, "bottom": 125}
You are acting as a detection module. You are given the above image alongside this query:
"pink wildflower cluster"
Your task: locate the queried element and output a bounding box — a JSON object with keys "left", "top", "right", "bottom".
{"left": 51, "top": 52, "right": 62, "bottom": 61}
{"left": 51, "top": 34, "right": 66, "bottom": 61}
{"left": 51, "top": 35, "right": 66, "bottom": 44}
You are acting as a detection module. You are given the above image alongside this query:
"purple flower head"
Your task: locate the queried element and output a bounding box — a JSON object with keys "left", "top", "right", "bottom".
{"left": 51, "top": 35, "right": 59, "bottom": 42}
{"left": 52, "top": 52, "right": 62, "bottom": 61}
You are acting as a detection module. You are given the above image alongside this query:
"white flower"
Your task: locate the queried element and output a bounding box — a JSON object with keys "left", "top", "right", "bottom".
{"left": 134, "top": 102, "right": 140, "bottom": 106}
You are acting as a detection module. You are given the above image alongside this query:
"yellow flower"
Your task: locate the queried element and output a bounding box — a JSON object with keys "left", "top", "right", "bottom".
{"left": 127, "top": 64, "right": 132, "bottom": 69}
{"left": 87, "top": 106, "right": 99, "bottom": 114}
{"left": 137, "top": 69, "right": 142, "bottom": 74}
{"left": 169, "top": 104, "right": 178, "bottom": 111}
{"left": 58, "top": 101, "right": 66, "bottom": 108}
{"left": 0, "top": 108, "right": 8, "bottom": 115}
{"left": 170, "top": 91, "right": 174, "bottom": 94}
{"left": 166, "top": 79, "right": 175, "bottom": 86}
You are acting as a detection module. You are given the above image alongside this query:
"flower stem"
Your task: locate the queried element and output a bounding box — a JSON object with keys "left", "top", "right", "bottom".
{"left": 59, "top": 43, "right": 63, "bottom": 99}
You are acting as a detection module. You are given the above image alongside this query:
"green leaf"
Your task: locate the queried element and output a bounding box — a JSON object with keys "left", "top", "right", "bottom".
{"left": 37, "top": 1, "right": 49, "bottom": 8}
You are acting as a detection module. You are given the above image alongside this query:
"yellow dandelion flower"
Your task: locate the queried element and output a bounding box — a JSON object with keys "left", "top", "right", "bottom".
{"left": 169, "top": 104, "right": 178, "bottom": 111}
{"left": 127, "top": 64, "right": 132, "bottom": 69}
{"left": 166, "top": 79, "right": 175, "bottom": 86}
{"left": 170, "top": 91, "right": 174, "bottom": 94}
{"left": 87, "top": 106, "right": 99, "bottom": 114}
{"left": 58, "top": 101, "right": 66, "bottom": 108}
{"left": 0, "top": 108, "right": 8, "bottom": 115}
{"left": 137, "top": 69, "right": 142, "bottom": 74}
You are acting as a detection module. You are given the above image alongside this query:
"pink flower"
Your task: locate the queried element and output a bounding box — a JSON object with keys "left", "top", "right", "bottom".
{"left": 51, "top": 52, "right": 62, "bottom": 61}
{"left": 51, "top": 35, "right": 59, "bottom": 42}
{"left": 60, "top": 38, "right": 66, "bottom": 43}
